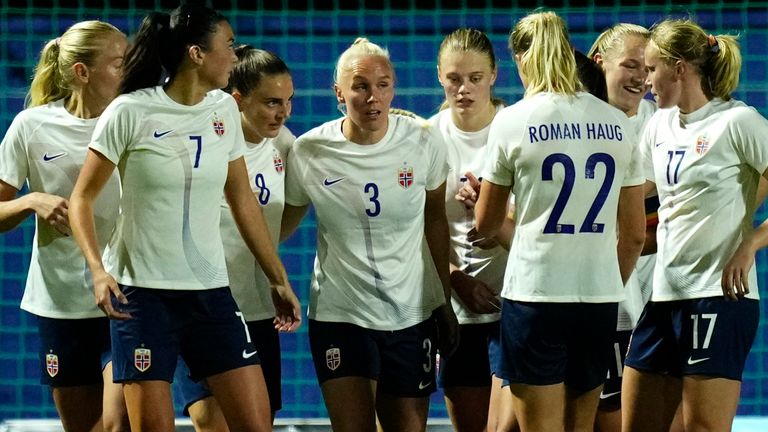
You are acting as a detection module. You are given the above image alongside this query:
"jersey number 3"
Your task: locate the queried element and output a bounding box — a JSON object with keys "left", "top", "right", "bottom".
{"left": 541, "top": 152, "right": 615, "bottom": 234}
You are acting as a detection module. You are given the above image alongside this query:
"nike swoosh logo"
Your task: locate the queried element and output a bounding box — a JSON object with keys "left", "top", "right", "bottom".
{"left": 418, "top": 381, "right": 431, "bottom": 390}
{"left": 654, "top": 142, "right": 664, "bottom": 147}
{"left": 42, "top": 152, "right": 67, "bottom": 161}
{"left": 153, "top": 130, "right": 174, "bottom": 138}
{"left": 600, "top": 391, "right": 621, "bottom": 400}
{"left": 323, "top": 177, "right": 345, "bottom": 186}
{"left": 242, "top": 349, "right": 258, "bottom": 359}
{"left": 687, "top": 356, "right": 710, "bottom": 365}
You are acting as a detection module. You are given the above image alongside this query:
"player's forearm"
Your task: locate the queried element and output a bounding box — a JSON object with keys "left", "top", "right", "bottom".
{"left": 231, "top": 195, "right": 290, "bottom": 287}
{"left": 425, "top": 205, "right": 452, "bottom": 301}
{"left": 0, "top": 193, "right": 35, "bottom": 232}
{"left": 617, "top": 185, "right": 646, "bottom": 284}
{"left": 494, "top": 216, "right": 515, "bottom": 250}
{"left": 69, "top": 194, "right": 105, "bottom": 273}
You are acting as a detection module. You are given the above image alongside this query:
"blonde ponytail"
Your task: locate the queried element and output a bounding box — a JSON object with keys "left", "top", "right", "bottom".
{"left": 510, "top": 11, "right": 580, "bottom": 97}
{"left": 26, "top": 20, "right": 122, "bottom": 107}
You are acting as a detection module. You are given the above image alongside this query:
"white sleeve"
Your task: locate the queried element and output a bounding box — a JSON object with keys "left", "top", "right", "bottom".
{"left": 425, "top": 124, "right": 448, "bottom": 191}
{"left": 482, "top": 112, "right": 514, "bottom": 187}
{"left": 0, "top": 112, "right": 30, "bottom": 189}
{"left": 639, "top": 112, "right": 658, "bottom": 183}
{"left": 731, "top": 107, "right": 768, "bottom": 175}
{"left": 620, "top": 117, "right": 645, "bottom": 187}
{"left": 226, "top": 98, "right": 246, "bottom": 162}
{"left": 89, "top": 99, "right": 134, "bottom": 165}
{"left": 284, "top": 138, "right": 310, "bottom": 206}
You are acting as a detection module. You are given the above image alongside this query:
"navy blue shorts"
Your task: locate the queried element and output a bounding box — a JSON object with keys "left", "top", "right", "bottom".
{"left": 174, "top": 318, "right": 281, "bottom": 414}
{"left": 309, "top": 319, "right": 437, "bottom": 397}
{"left": 438, "top": 321, "right": 500, "bottom": 388}
{"left": 110, "top": 285, "right": 259, "bottom": 383}
{"left": 499, "top": 300, "right": 617, "bottom": 392}
{"left": 37, "top": 316, "right": 111, "bottom": 387}
{"left": 625, "top": 298, "right": 759, "bottom": 380}
{"left": 599, "top": 329, "right": 631, "bottom": 410}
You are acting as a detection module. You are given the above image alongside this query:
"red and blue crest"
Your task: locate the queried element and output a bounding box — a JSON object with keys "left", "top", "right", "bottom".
{"left": 398, "top": 165, "right": 414, "bottom": 189}
{"left": 695, "top": 135, "right": 710, "bottom": 155}
{"left": 212, "top": 113, "right": 225, "bottom": 136}
{"left": 134, "top": 348, "right": 151, "bottom": 372}
{"left": 46, "top": 353, "right": 59, "bottom": 377}
{"left": 273, "top": 149, "right": 284, "bottom": 174}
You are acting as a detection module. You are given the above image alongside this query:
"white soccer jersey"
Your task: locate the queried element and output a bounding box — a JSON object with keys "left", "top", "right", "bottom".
{"left": 221, "top": 126, "right": 294, "bottom": 321}
{"left": 430, "top": 107, "right": 507, "bottom": 324}
{"left": 483, "top": 92, "right": 644, "bottom": 302}
{"left": 641, "top": 98, "right": 768, "bottom": 301}
{"left": 618, "top": 98, "right": 657, "bottom": 330}
{"left": 90, "top": 87, "right": 245, "bottom": 290}
{"left": 285, "top": 114, "right": 447, "bottom": 331}
{"left": 0, "top": 99, "right": 119, "bottom": 318}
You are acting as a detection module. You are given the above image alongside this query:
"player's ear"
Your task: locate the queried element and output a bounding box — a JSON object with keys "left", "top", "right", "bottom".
{"left": 334, "top": 84, "right": 345, "bottom": 104}
{"left": 231, "top": 90, "right": 244, "bottom": 111}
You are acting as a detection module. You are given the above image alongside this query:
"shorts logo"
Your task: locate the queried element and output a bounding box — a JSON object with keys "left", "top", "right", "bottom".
{"left": 45, "top": 353, "right": 59, "bottom": 377}
{"left": 325, "top": 347, "right": 341, "bottom": 371}
{"left": 134, "top": 348, "right": 151, "bottom": 372}
{"left": 212, "top": 113, "right": 225, "bottom": 136}
{"left": 273, "top": 149, "right": 284, "bottom": 174}
{"left": 398, "top": 164, "right": 414, "bottom": 189}
{"left": 695, "top": 135, "right": 710, "bottom": 155}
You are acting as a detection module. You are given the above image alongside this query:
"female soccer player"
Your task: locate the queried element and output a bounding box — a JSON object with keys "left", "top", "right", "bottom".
{"left": 587, "top": 23, "right": 657, "bottom": 432}
{"left": 622, "top": 18, "right": 768, "bottom": 432}
{"left": 474, "top": 11, "right": 646, "bottom": 432}
{"left": 175, "top": 46, "right": 296, "bottom": 431}
{"left": 430, "top": 27, "right": 517, "bottom": 432}
{"left": 0, "top": 21, "right": 129, "bottom": 432}
{"left": 69, "top": 5, "right": 300, "bottom": 432}
{"left": 281, "top": 37, "right": 458, "bottom": 432}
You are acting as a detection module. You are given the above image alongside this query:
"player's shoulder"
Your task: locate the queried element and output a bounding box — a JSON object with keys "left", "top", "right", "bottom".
{"left": 294, "top": 118, "right": 345, "bottom": 149}
{"left": 272, "top": 126, "right": 296, "bottom": 154}
{"left": 13, "top": 99, "right": 65, "bottom": 124}
{"left": 719, "top": 99, "right": 765, "bottom": 124}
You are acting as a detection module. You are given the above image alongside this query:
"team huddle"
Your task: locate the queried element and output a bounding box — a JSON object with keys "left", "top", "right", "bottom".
{"left": 0, "top": 4, "right": 765, "bottom": 432}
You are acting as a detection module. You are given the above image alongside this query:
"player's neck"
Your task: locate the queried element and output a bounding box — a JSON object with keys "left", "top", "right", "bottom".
{"left": 164, "top": 72, "right": 209, "bottom": 106}
{"left": 64, "top": 93, "right": 103, "bottom": 119}
{"left": 677, "top": 87, "right": 710, "bottom": 115}
{"left": 342, "top": 118, "right": 388, "bottom": 145}
{"left": 452, "top": 101, "right": 495, "bottom": 132}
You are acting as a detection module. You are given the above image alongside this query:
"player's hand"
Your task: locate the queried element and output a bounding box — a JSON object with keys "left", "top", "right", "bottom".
{"left": 450, "top": 271, "right": 501, "bottom": 314}
{"left": 93, "top": 269, "right": 131, "bottom": 320}
{"left": 721, "top": 239, "right": 755, "bottom": 300}
{"left": 433, "top": 303, "right": 460, "bottom": 358}
{"left": 455, "top": 172, "right": 482, "bottom": 210}
{"left": 30, "top": 192, "right": 71, "bottom": 236}
{"left": 271, "top": 283, "right": 302, "bottom": 332}
{"left": 467, "top": 227, "right": 500, "bottom": 250}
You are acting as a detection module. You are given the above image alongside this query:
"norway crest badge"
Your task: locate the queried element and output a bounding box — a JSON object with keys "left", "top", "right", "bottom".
{"left": 212, "top": 113, "right": 225, "bottom": 136}
{"left": 273, "top": 149, "right": 284, "bottom": 174}
{"left": 46, "top": 353, "right": 59, "bottom": 377}
{"left": 325, "top": 347, "right": 341, "bottom": 371}
{"left": 398, "top": 164, "right": 414, "bottom": 189}
{"left": 695, "top": 135, "right": 710, "bottom": 155}
{"left": 134, "top": 347, "right": 151, "bottom": 372}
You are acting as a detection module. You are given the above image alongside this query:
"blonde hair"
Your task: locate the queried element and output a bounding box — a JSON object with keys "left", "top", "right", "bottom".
{"left": 334, "top": 37, "right": 392, "bottom": 84}
{"left": 588, "top": 23, "right": 650, "bottom": 61}
{"left": 27, "top": 20, "right": 122, "bottom": 107}
{"left": 650, "top": 19, "right": 740, "bottom": 100}
{"left": 509, "top": 11, "right": 581, "bottom": 97}
{"left": 437, "top": 28, "right": 505, "bottom": 110}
